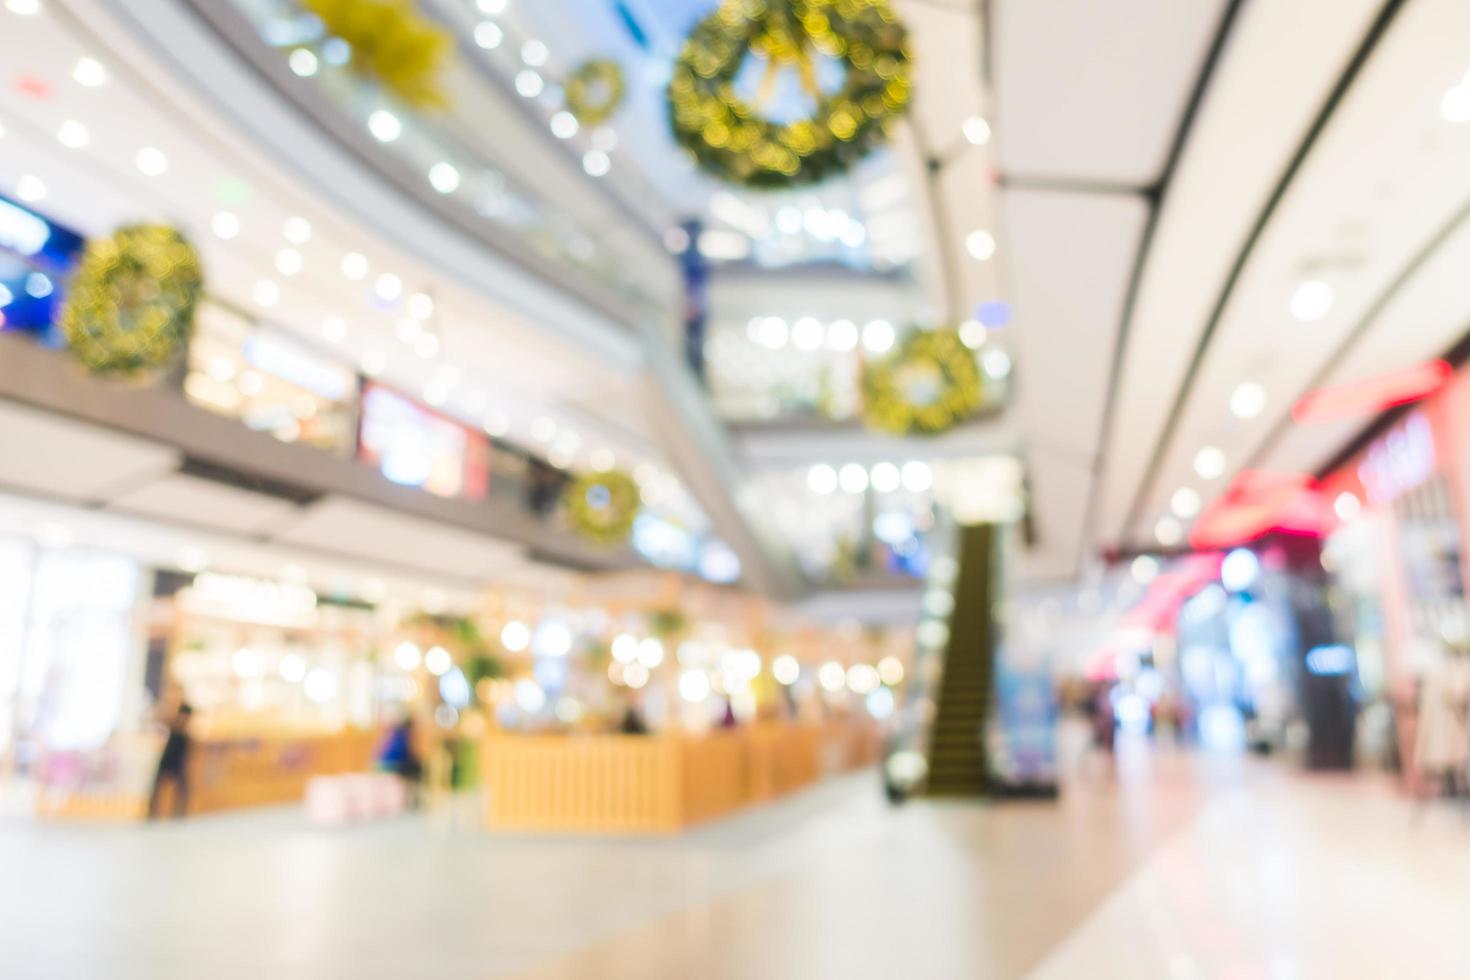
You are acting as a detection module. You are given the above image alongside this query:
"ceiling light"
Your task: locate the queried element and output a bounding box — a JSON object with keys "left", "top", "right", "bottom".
{"left": 550, "top": 111, "right": 578, "bottom": 139}
{"left": 870, "top": 461, "right": 900, "bottom": 493}
{"left": 1130, "top": 554, "right": 1159, "bottom": 584}
{"left": 6, "top": 0, "right": 41, "bottom": 15}
{"left": 901, "top": 460, "right": 932, "bottom": 493}
{"left": 792, "top": 317, "right": 823, "bottom": 351}
{"left": 72, "top": 56, "right": 106, "bottom": 86}
{"left": 1170, "top": 487, "right": 1201, "bottom": 519}
{"left": 368, "top": 109, "right": 402, "bottom": 142}
{"left": 521, "top": 39, "right": 548, "bottom": 67}
{"left": 477, "top": 0, "right": 507, "bottom": 12}
{"left": 15, "top": 174, "right": 44, "bottom": 203}
{"left": 515, "top": 70, "right": 544, "bottom": 98}
{"left": 839, "top": 463, "right": 869, "bottom": 494}
{"left": 1230, "top": 382, "right": 1266, "bottom": 420}
{"left": 965, "top": 229, "right": 996, "bottom": 261}
{"left": 1289, "top": 279, "right": 1333, "bottom": 323}
{"left": 1441, "top": 73, "right": 1470, "bottom": 123}
{"left": 1154, "top": 516, "right": 1183, "bottom": 547}
{"left": 429, "top": 161, "right": 460, "bottom": 193}
{"left": 959, "top": 319, "right": 987, "bottom": 350}
{"left": 982, "top": 348, "right": 1012, "bottom": 380}
{"left": 282, "top": 216, "right": 312, "bottom": 244}
{"left": 862, "top": 319, "right": 895, "bottom": 354}
{"left": 375, "top": 272, "right": 402, "bottom": 302}
{"left": 827, "top": 319, "right": 857, "bottom": 351}
{"left": 341, "top": 252, "right": 368, "bottom": 280}
{"left": 176, "top": 546, "right": 209, "bottom": 573}
{"left": 135, "top": 147, "right": 168, "bottom": 176}
{"left": 757, "top": 316, "right": 789, "bottom": 349}
{"left": 474, "top": 20, "right": 503, "bottom": 49}
{"left": 962, "top": 115, "right": 991, "bottom": 146}
{"left": 807, "top": 463, "right": 837, "bottom": 495}
{"left": 56, "top": 119, "right": 89, "bottom": 148}
{"left": 1193, "top": 446, "right": 1226, "bottom": 480}
{"left": 252, "top": 279, "right": 279, "bottom": 307}
{"left": 582, "top": 149, "right": 611, "bottom": 177}
{"left": 483, "top": 411, "right": 509, "bottom": 437}
{"left": 274, "top": 248, "right": 302, "bottom": 276}
{"left": 1334, "top": 492, "right": 1361, "bottom": 523}
{"left": 288, "top": 48, "right": 318, "bottom": 77}
{"left": 321, "top": 316, "right": 346, "bottom": 342}
{"left": 406, "top": 292, "right": 434, "bottom": 320}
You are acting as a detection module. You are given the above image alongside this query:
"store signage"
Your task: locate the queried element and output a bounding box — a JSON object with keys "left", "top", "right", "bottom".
{"left": 0, "top": 198, "right": 50, "bottom": 257}
{"left": 183, "top": 572, "right": 318, "bottom": 625}
{"left": 244, "top": 333, "right": 354, "bottom": 401}
{"left": 1358, "top": 412, "right": 1434, "bottom": 506}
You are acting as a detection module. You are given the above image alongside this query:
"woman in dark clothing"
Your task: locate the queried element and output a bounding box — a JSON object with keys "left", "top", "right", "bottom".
{"left": 148, "top": 703, "right": 193, "bottom": 819}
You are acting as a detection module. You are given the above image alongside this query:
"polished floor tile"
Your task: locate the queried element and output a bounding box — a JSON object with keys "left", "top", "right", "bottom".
{"left": 0, "top": 738, "right": 1462, "bottom": 980}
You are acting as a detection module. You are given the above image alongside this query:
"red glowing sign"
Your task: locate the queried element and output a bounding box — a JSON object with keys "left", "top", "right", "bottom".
{"left": 1189, "top": 470, "right": 1326, "bottom": 550}
{"left": 1291, "top": 360, "right": 1451, "bottom": 426}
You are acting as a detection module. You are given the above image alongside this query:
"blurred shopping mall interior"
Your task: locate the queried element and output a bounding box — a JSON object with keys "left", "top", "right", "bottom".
{"left": 3, "top": 0, "right": 1470, "bottom": 977}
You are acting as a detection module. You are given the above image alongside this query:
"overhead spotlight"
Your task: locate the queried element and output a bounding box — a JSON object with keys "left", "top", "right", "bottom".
{"left": 827, "top": 319, "right": 858, "bottom": 351}
{"left": 791, "top": 316, "right": 824, "bottom": 351}
{"left": 341, "top": 252, "right": 369, "bottom": 280}
{"left": 839, "top": 463, "right": 869, "bottom": 494}
{"left": 861, "top": 319, "right": 895, "bottom": 354}
{"left": 288, "top": 48, "right": 319, "bottom": 77}
{"left": 73, "top": 56, "right": 107, "bottom": 87}
{"left": 368, "top": 109, "right": 402, "bottom": 142}
{"left": 515, "top": 70, "right": 544, "bottom": 98}
{"left": 474, "top": 21, "right": 504, "bottom": 49}
{"left": 1289, "top": 279, "right": 1333, "bottom": 323}
{"left": 962, "top": 115, "right": 991, "bottom": 146}
{"left": 550, "top": 111, "right": 578, "bottom": 139}
{"left": 582, "top": 150, "right": 611, "bottom": 177}
{"left": 1154, "top": 516, "right": 1183, "bottom": 547}
{"left": 56, "top": 119, "right": 89, "bottom": 148}
{"left": 965, "top": 229, "right": 996, "bottom": 261}
{"left": 428, "top": 161, "right": 461, "bottom": 194}
{"left": 1230, "top": 382, "right": 1267, "bottom": 420}
{"left": 1193, "top": 446, "right": 1226, "bottom": 480}
{"left": 283, "top": 216, "right": 312, "bottom": 244}
{"left": 1170, "top": 487, "right": 1201, "bottom": 519}
{"left": 807, "top": 463, "right": 837, "bottom": 495}
{"left": 135, "top": 147, "right": 169, "bottom": 176}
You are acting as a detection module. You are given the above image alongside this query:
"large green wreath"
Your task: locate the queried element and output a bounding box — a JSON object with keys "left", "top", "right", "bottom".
{"left": 304, "top": 0, "right": 452, "bottom": 109}
{"left": 862, "top": 326, "right": 983, "bottom": 436}
{"left": 62, "top": 224, "right": 204, "bottom": 378}
{"left": 565, "top": 470, "right": 641, "bottom": 545}
{"left": 565, "top": 59, "right": 626, "bottom": 127}
{"left": 668, "top": 0, "right": 912, "bottom": 189}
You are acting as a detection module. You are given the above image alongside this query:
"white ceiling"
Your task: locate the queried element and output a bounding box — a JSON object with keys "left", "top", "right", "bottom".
{"left": 0, "top": 401, "right": 179, "bottom": 501}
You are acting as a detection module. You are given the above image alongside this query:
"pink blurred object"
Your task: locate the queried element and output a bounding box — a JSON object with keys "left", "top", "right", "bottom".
{"left": 305, "top": 773, "right": 407, "bottom": 826}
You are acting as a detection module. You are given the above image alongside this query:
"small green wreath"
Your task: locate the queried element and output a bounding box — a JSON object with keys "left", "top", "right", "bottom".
{"left": 304, "top": 0, "right": 453, "bottom": 109}
{"left": 62, "top": 224, "right": 204, "bottom": 378}
{"left": 565, "top": 470, "right": 641, "bottom": 545}
{"left": 668, "top": 0, "right": 913, "bottom": 189}
{"left": 861, "top": 326, "right": 983, "bottom": 436}
{"left": 564, "top": 59, "right": 626, "bottom": 127}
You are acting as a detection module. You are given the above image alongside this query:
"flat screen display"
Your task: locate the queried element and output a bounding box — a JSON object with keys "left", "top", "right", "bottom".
{"left": 358, "top": 383, "right": 489, "bottom": 501}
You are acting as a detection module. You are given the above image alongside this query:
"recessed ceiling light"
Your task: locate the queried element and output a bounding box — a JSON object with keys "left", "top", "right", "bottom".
{"left": 211, "top": 211, "right": 241, "bottom": 240}
{"left": 966, "top": 229, "right": 996, "bottom": 261}
{"left": 1289, "top": 279, "right": 1333, "bottom": 323}
{"left": 1441, "top": 73, "right": 1470, "bottom": 123}
{"left": 341, "top": 252, "right": 368, "bottom": 280}
{"left": 56, "top": 119, "right": 89, "bottom": 148}
{"left": 756, "top": 316, "right": 788, "bottom": 349}
{"left": 72, "top": 56, "right": 106, "bottom": 86}
{"left": 274, "top": 248, "right": 302, "bottom": 276}
{"left": 477, "top": 0, "right": 506, "bottom": 13}
{"left": 15, "top": 174, "right": 45, "bottom": 203}
{"left": 374, "top": 272, "right": 403, "bottom": 302}
{"left": 962, "top": 115, "right": 991, "bottom": 146}
{"left": 1154, "top": 516, "right": 1183, "bottom": 547}
{"left": 982, "top": 348, "right": 1012, "bottom": 380}
{"left": 901, "top": 460, "right": 932, "bottom": 493}
{"left": 368, "top": 109, "right": 402, "bottom": 142}
{"left": 515, "top": 70, "right": 544, "bottom": 98}
{"left": 870, "top": 461, "right": 900, "bottom": 493}
{"left": 288, "top": 48, "right": 319, "bottom": 77}
{"left": 582, "top": 149, "right": 611, "bottom": 177}
{"left": 1193, "top": 446, "right": 1226, "bottom": 480}
{"left": 6, "top": 0, "right": 41, "bottom": 15}
{"left": 406, "top": 292, "right": 434, "bottom": 320}
{"left": 282, "top": 216, "right": 312, "bottom": 244}
{"left": 807, "top": 463, "right": 837, "bottom": 495}
{"left": 959, "top": 319, "right": 987, "bottom": 350}
{"left": 1230, "top": 381, "right": 1267, "bottom": 420}
{"left": 252, "top": 279, "right": 279, "bottom": 307}
{"left": 483, "top": 411, "right": 509, "bottom": 437}
{"left": 521, "top": 39, "right": 548, "bottom": 67}
{"left": 839, "top": 463, "right": 869, "bottom": 494}
{"left": 862, "top": 319, "right": 895, "bottom": 354}
{"left": 428, "top": 161, "right": 461, "bottom": 193}
{"left": 1170, "top": 487, "right": 1201, "bottom": 519}
{"left": 827, "top": 319, "right": 857, "bottom": 351}
{"left": 550, "top": 111, "right": 578, "bottom": 139}
{"left": 135, "top": 146, "right": 168, "bottom": 176}
{"left": 474, "top": 20, "right": 503, "bottom": 49}
{"left": 790, "top": 317, "right": 823, "bottom": 351}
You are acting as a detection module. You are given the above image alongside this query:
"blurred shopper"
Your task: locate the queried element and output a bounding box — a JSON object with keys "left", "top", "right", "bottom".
{"left": 719, "top": 696, "right": 738, "bottom": 729}
{"left": 618, "top": 704, "right": 649, "bottom": 735}
{"left": 378, "top": 715, "right": 425, "bottom": 806}
{"left": 148, "top": 702, "right": 193, "bottom": 820}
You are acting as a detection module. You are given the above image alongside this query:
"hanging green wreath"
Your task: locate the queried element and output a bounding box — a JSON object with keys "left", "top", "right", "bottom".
{"left": 62, "top": 224, "right": 204, "bottom": 378}
{"left": 303, "top": 0, "right": 453, "bottom": 109}
{"left": 564, "top": 59, "right": 626, "bottom": 127}
{"left": 668, "top": 0, "right": 912, "bottom": 189}
{"left": 566, "top": 469, "right": 641, "bottom": 545}
{"left": 861, "top": 326, "right": 983, "bottom": 436}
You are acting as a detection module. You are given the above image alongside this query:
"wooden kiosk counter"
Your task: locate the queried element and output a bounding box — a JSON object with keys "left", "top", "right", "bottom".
{"left": 483, "top": 721, "right": 881, "bottom": 833}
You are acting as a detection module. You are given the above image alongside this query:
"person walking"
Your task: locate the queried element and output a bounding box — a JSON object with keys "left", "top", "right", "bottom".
{"left": 148, "top": 703, "right": 194, "bottom": 819}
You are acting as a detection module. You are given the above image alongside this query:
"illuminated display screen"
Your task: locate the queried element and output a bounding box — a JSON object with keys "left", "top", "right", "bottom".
{"left": 358, "top": 383, "right": 489, "bottom": 501}
{"left": 0, "top": 193, "right": 84, "bottom": 340}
